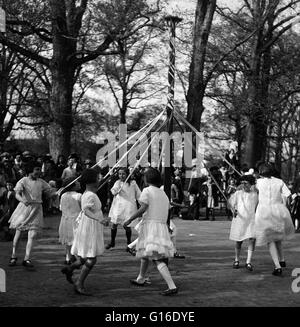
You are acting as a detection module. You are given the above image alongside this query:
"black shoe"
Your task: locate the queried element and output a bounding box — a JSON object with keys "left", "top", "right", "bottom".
{"left": 272, "top": 268, "right": 282, "bottom": 276}
{"left": 126, "top": 247, "right": 136, "bottom": 256}
{"left": 22, "top": 259, "right": 34, "bottom": 268}
{"left": 70, "top": 255, "right": 77, "bottom": 263}
{"left": 160, "top": 287, "right": 178, "bottom": 296}
{"left": 174, "top": 252, "right": 185, "bottom": 259}
{"left": 105, "top": 243, "right": 115, "bottom": 250}
{"left": 8, "top": 257, "right": 17, "bottom": 267}
{"left": 233, "top": 260, "right": 239, "bottom": 269}
{"left": 245, "top": 263, "right": 253, "bottom": 271}
{"left": 130, "top": 279, "right": 146, "bottom": 286}
{"left": 61, "top": 267, "right": 74, "bottom": 284}
{"left": 279, "top": 261, "right": 286, "bottom": 268}
{"left": 74, "top": 284, "right": 92, "bottom": 296}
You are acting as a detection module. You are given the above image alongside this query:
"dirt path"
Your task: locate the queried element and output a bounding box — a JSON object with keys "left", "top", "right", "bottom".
{"left": 1, "top": 213, "right": 300, "bottom": 307}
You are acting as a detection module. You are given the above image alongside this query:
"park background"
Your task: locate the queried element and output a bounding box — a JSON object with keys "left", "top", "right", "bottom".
{"left": 0, "top": 0, "right": 299, "bottom": 181}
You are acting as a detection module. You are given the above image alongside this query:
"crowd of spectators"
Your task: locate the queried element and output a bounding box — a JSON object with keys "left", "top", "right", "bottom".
{"left": 0, "top": 150, "right": 95, "bottom": 240}
{"left": 0, "top": 146, "right": 299, "bottom": 240}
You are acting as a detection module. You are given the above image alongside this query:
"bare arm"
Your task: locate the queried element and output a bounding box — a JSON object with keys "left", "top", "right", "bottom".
{"left": 123, "top": 202, "right": 148, "bottom": 227}
{"left": 15, "top": 190, "right": 30, "bottom": 206}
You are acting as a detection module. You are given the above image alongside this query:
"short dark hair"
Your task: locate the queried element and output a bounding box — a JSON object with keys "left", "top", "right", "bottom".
{"left": 144, "top": 167, "right": 161, "bottom": 187}
{"left": 258, "top": 163, "right": 273, "bottom": 178}
{"left": 80, "top": 168, "right": 98, "bottom": 185}
{"left": 239, "top": 174, "right": 256, "bottom": 185}
{"left": 24, "top": 161, "right": 42, "bottom": 175}
{"left": 6, "top": 179, "right": 16, "bottom": 186}
{"left": 62, "top": 176, "right": 78, "bottom": 192}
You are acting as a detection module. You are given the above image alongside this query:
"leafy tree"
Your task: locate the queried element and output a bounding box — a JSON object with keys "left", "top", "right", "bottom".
{"left": 0, "top": 0, "right": 160, "bottom": 159}
{"left": 216, "top": 0, "right": 300, "bottom": 167}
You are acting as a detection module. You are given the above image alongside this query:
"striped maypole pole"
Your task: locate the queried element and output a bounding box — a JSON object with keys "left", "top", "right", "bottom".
{"left": 163, "top": 14, "right": 182, "bottom": 200}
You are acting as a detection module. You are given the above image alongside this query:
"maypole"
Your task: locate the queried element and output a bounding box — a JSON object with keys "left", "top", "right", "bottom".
{"left": 163, "top": 10, "right": 182, "bottom": 199}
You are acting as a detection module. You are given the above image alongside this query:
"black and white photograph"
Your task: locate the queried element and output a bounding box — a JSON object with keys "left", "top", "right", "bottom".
{"left": 0, "top": 0, "right": 300, "bottom": 316}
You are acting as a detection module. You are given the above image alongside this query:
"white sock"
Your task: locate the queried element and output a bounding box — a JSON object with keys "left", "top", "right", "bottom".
{"left": 128, "top": 238, "right": 138, "bottom": 249}
{"left": 157, "top": 262, "right": 176, "bottom": 290}
{"left": 137, "top": 259, "right": 149, "bottom": 282}
{"left": 246, "top": 250, "right": 253, "bottom": 264}
{"left": 268, "top": 242, "right": 281, "bottom": 269}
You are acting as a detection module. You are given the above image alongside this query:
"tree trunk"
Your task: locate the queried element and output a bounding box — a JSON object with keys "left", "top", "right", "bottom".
{"left": 48, "top": 0, "right": 78, "bottom": 160}
{"left": 187, "top": 0, "right": 216, "bottom": 131}
{"left": 49, "top": 65, "right": 75, "bottom": 160}
{"left": 235, "top": 119, "right": 244, "bottom": 168}
{"left": 243, "top": 1, "right": 275, "bottom": 168}
{"left": 244, "top": 119, "right": 267, "bottom": 168}
{"left": 0, "top": 47, "right": 8, "bottom": 147}
{"left": 120, "top": 106, "right": 126, "bottom": 124}
{"left": 274, "top": 109, "right": 283, "bottom": 174}
{"left": 286, "top": 143, "right": 294, "bottom": 181}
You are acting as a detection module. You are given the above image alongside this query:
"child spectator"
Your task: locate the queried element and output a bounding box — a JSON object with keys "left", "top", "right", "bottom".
{"left": 61, "top": 157, "right": 77, "bottom": 182}
{"left": 0, "top": 180, "right": 18, "bottom": 241}
{"left": 48, "top": 180, "right": 60, "bottom": 214}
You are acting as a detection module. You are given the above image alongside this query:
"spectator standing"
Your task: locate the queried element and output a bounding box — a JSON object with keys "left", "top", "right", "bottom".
{"left": 61, "top": 157, "right": 77, "bottom": 182}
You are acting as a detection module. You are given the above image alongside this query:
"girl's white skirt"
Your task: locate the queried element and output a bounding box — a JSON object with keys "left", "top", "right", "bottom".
{"left": 71, "top": 213, "right": 105, "bottom": 258}
{"left": 59, "top": 214, "right": 77, "bottom": 246}
{"left": 255, "top": 203, "right": 295, "bottom": 246}
{"left": 136, "top": 220, "right": 175, "bottom": 260}
{"left": 9, "top": 203, "right": 43, "bottom": 231}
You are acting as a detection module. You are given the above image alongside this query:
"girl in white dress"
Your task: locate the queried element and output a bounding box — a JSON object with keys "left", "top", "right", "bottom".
{"left": 228, "top": 175, "right": 258, "bottom": 271}
{"left": 8, "top": 161, "right": 55, "bottom": 268}
{"left": 124, "top": 167, "right": 177, "bottom": 296}
{"left": 255, "top": 164, "right": 294, "bottom": 276}
{"left": 106, "top": 168, "right": 141, "bottom": 251}
{"left": 61, "top": 168, "right": 108, "bottom": 295}
{"left": 58, "top": 177, "right": 82, "bottom": 265}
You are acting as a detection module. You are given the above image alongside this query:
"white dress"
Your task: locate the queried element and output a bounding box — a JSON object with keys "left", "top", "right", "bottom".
{"left": 228, "top": 190, "right": 258, "bottom": 241}
{"left": 58, "top": 191, "right": 82, "bottom": 245}
{"left": 108, "top": 180, "right": 141, "bottom": 226}
{"left": 136, "top": 186, "right": 175, "bottom": 259}
{"left": 255, "top": 177, "right": 294, "bottom": 246}
{"left": 71, "top": 191, "right": 105, "bottom": 258}
{"left": 9, "top": 177, "right": 52, "bottom": 231}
